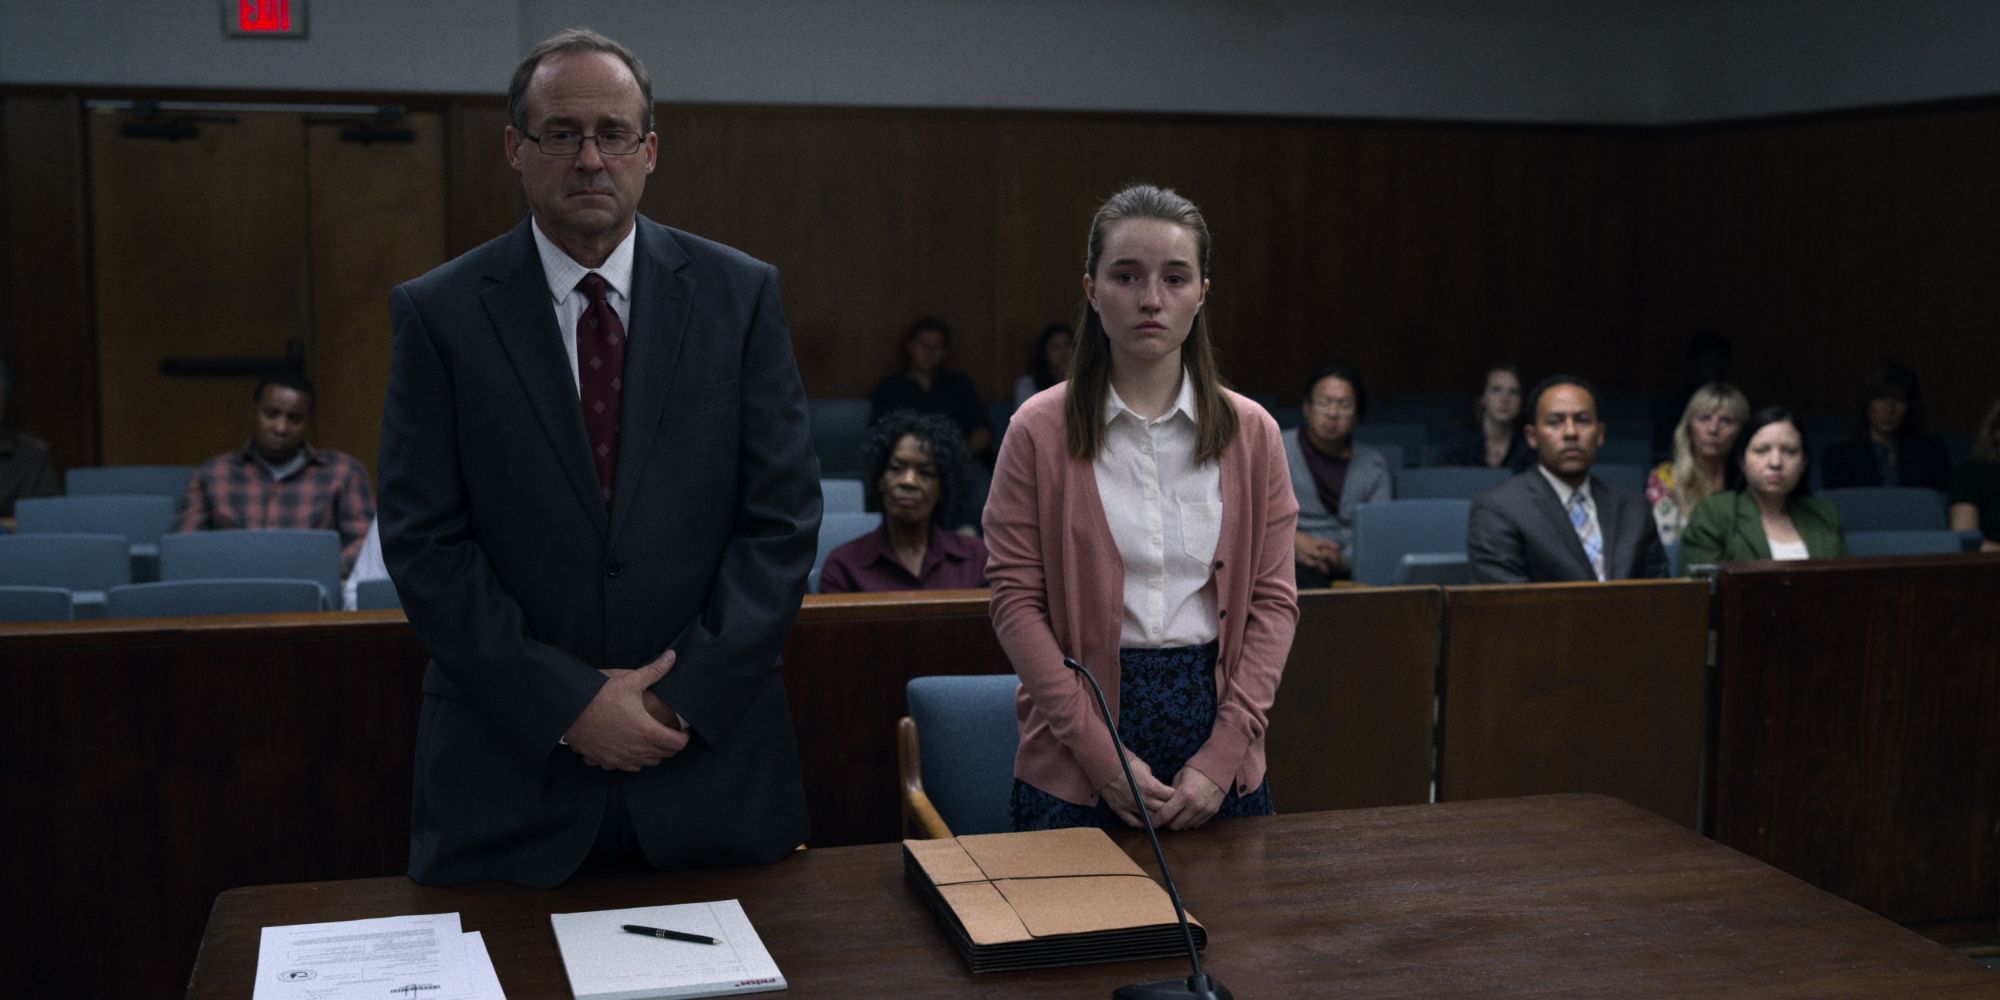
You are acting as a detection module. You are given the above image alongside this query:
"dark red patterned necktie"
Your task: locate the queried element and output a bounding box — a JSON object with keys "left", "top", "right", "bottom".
{"left": 577, "top": 273, "right": 626, "bottom": 506}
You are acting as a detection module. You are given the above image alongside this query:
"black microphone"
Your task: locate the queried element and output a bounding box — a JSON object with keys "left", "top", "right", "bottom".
{"left": 1063, "top": 656, "right": 1231, "bottom": 1000}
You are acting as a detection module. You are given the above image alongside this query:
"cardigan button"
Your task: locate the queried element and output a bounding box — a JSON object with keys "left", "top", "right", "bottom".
{"left": 1219, "top": 608, "right": 1228, "bottom": 619}
{"left": 1214, "top": 560, "right": 1225, "bottom": 569}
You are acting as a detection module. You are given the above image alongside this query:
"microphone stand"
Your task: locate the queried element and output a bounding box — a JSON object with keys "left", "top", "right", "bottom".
{"left": 1063, "top": 657, "right": 1232, "bottom": 1000}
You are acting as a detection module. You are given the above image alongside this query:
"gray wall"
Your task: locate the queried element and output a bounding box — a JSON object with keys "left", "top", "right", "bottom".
{"left": 3, "top": 0, "right": 2000, "bottom": 122}
{"left": 0, "top": 0, "right": 1663, "bottom": 123}
{"left": 1663, "top": 0, "right": 2000, "bottom": 121}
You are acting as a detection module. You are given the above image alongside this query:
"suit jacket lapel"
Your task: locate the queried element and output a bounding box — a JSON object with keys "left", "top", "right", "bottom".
{"left": 1527, "top": 471, "right": 1594, "bottom": 578}
{"left": 1591, "top": 477, "right": 1624, "bottom": 578}
{"left": 480, "top": 219, "right": 609, "bottom": 537}
{"left": 607, "top": 218, "right": 693, "bottom": 540}
{"left": 1733, "top": 494, "right": 1773, "bottom": 559}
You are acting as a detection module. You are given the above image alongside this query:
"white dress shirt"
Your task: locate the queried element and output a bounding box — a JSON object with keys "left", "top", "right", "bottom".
{"left": 1094, "top": 372, "right": 1222, "bottom": 648}
{"left": 1768, "top": 538, "right": 1809, "bottom": 561}
{"left": 530, "top": 219, "right": 637, "bottom": 395}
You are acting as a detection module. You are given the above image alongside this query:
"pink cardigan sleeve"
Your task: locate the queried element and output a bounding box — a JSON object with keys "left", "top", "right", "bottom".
{"left": 983, "top": 402, "right": 1126, "bottom": 796}
{"left": 1185, "top": 408, "right": 1300, "bottom": 793}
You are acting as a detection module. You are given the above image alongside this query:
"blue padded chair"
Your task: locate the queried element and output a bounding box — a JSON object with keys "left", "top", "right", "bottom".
{"left": 821, "top": 478, "right": 866, "bottom": 514}
{"left": 1272, "top": 405, "right": 1304, "bottom": 430}
{"left": 65, "top": 465, "right": 195, "bottom": 503}
{"left": 105, "top": 578, "right": 325, "bottom": 619}
{"left": 899, "top": 675, "right": 1021, "bottom": 838}
{"left": 1591, "top": 463, "right": 1650, "bottom": 494}
{"left": 158, "top": 529, "right": 342, "bottom": 606}
{"left": 0, "top": 586, "right": 75, "bottom": 623}
{"left": 13, "top": 494, "right": 178, "bottom": 577}
{"left": 1351, "top": 499, "right": 1472, "bottom": 586}
{"left": 1393, "top": 553, "right": 1472, "bottom": 585}
{"left": 1394, "top": 466, "right": 1511, "bottom": 500}
{"left": 809, "top": 399, "right": 871, "bottom": 479}
{"left": 1369, "top": 443, "right": 1406, "bottom": 475}
{"left": 0, "top": 533, "right": 131, "bottom": 613}
{"left": 809, "top": 512, "right": 882, "bottom": 593}
{"left": 1823, "top": 487, "right": 1949, "bottom": 532}
{"left": 988, "top": 400, "right": 1012, "bottom": 450}
{"left": 1843, "top": 530, "right": 1967, "bottom": 557}
{"left": 354, "top": 577, "right": 402, "bottom": 611}
{"left": 1354, "top": 423, "right": 1426, "bottom": 468}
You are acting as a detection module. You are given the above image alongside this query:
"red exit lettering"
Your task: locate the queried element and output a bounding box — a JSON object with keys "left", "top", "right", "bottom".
{"left": 237, "top": 0, "right": 291, "bottom": 33}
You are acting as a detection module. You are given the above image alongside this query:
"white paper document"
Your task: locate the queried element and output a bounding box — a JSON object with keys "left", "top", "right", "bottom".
{"left": 252, "top": 911, "right": 505, "bottom": 1000}
{"left": 550, "top": 899, "right": 785, "bottom": 1000}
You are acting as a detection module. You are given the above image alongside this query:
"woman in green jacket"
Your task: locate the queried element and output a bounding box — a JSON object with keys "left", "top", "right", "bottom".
{"left": 1682, "top": 407, "right": 1847, "bottom": 568}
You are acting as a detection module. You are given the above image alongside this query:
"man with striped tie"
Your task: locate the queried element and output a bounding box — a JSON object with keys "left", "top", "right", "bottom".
{"left": 1467, "top": 375, "right": 1668, "bottom": 584}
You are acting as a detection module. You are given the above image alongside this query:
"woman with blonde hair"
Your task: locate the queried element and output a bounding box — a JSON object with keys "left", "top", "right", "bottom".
{"left": 984, "top": 183, "right": 1298, "bottom": 833}
{"left": 1646, "top": 382, "right": 1750, "bottom": 546}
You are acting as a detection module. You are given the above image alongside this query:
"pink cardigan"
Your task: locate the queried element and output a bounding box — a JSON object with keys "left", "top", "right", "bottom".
{"left": 983, "top": 384, "right": 1300, "bottom": 806}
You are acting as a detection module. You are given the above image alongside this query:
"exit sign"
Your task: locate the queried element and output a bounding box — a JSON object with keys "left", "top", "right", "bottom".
{"left": 224, "top": 0, "right": 307, "bottom": 38}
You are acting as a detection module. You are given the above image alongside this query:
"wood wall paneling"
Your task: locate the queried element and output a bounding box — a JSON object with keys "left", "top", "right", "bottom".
{"left": 1436, "top": 579, "right": 1711, "bottom": 829}
{"left": 304, "top": 110, "right": 448, "bottom": 478}
{"left": 88, "top": 108, "right": 312, "bottom": 465}
{"left": 9, "top": 91, "right": 2000, "bottom": 471}
{"left": 443, "top": 103, "right": 523, "bottom": 258}
{"left": 1654, "top": 105, "right": 2000, "bottom": 430}
{"left": 1710, "top": 554, "right": 2000, "bottom": 923}
{"left": 1, "top": 94, "right": 96, "bottom": 470}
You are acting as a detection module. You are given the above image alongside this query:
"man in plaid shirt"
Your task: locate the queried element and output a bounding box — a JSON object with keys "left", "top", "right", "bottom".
{"left": 175, "top": 371, "right": 376, "bottom": 574}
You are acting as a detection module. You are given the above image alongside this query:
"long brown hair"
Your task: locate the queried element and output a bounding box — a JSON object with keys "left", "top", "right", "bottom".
{"left": 1064, "top": 184, "right": 1238, "bottom": 463}
{"left": 1975, "top": 398, "right": 2000, "bottom": 464}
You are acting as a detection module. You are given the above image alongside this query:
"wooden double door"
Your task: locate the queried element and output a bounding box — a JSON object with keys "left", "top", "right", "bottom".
{"left": 88, "top": 105, "right": 448, "bottom": 477}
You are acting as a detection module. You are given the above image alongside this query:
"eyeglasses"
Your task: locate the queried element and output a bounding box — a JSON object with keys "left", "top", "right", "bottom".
{"left": 520, "top": 129, "right": 645, "bottom": 156}
{"left": 1307, "top": 399, "right": 1357, "bottom": 414}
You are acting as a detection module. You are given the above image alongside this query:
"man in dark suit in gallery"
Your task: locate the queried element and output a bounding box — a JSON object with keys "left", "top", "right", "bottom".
{"left": 1468, "top": 375, "right": 1667, "bottom": 584}
{"left": 378, "top": 28, "right": 821, "bottom": 887}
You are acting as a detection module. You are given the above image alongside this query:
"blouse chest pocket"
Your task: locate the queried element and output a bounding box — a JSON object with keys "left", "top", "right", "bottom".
{"left": 1177, "top": 499, "right": 1222, "bottom": 566}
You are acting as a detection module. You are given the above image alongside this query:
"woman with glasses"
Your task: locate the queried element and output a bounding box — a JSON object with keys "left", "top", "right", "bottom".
{"left": 1285, "top": 363, "right": 1392, "bottom": 586}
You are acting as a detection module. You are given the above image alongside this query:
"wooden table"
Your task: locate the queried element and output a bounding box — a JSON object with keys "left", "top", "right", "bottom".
{"left": 186, "top": 795, "right": 1993, "bottom": 998}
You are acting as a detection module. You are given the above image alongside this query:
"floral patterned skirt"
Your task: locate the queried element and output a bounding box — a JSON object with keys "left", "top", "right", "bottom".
{"left": 1010, "top": 642, "right": 1274, "bottom": 832}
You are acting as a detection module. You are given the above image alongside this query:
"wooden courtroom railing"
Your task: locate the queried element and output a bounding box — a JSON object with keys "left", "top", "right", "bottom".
{"left": 1266, "top": 586, "right": 1439, "bottom": 812}
{"left": 0, "top": 610, "right": 426, "bottom": 1000}
{"left": 5, "top": 564, "right": 1988, "bottom": 997}
{"left": 1710, "top": 553, "right": 2000, "bottom": 924}
{"left": 1435, "top": 579, "right": 1712, "bottom": 829}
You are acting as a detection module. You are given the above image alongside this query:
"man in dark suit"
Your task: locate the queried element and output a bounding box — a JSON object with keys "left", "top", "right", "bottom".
{"left": 1468, "top": 375, "right": 1668, "bottom": 584}
{"left": 378, "top": 28, "right": 820, "bottom": 887}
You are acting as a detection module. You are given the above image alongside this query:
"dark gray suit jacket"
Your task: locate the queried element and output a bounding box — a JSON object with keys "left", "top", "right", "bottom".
{"left": 379, "top": 216, "right": 820, "bottom": 886}
{"left": 1467, "top": 467, "right": 1668, "bottom": 584}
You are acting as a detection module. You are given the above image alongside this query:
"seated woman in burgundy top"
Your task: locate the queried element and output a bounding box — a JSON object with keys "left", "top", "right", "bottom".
{"left": 819, "top": 410, "right": 990, "bottom": 593}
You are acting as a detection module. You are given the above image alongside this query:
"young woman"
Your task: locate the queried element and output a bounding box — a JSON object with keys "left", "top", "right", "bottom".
{"left": 1646, "top": 382, "right": 1749, "bottom": 546}
{"left": 1681, "top": 407, "right": 1847, "bottom": 567}
{"left": 1440, "top": 364, "right": 1532, "bottom": 471}
{"left": 1820, "top": 364, "right": 1952, "bottom": 491}
{"left": 984, "top": 184, "right": 1299, "bottom": 833}
{"left": 1012, "top": 322, "right": 1075, "bottom": 411}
